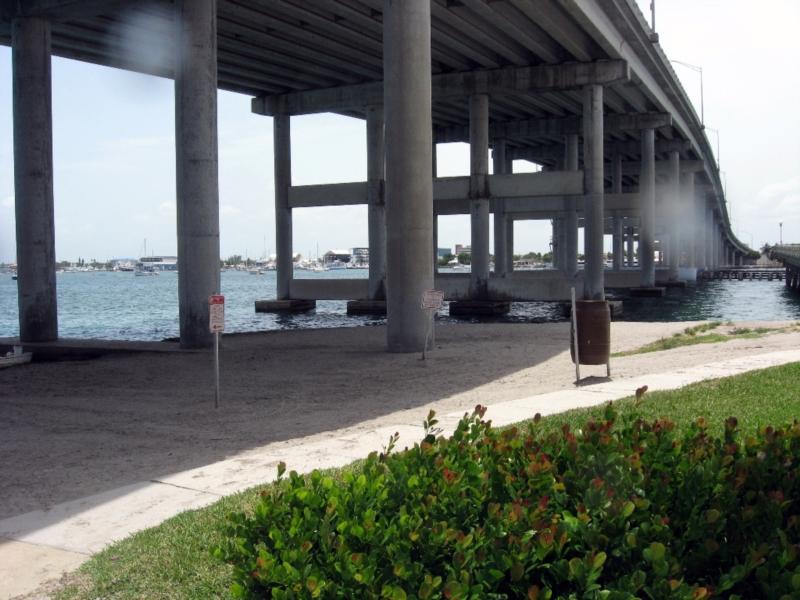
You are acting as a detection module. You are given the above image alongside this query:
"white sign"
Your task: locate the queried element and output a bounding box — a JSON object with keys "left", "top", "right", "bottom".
{"left": 421, "top": 289, "right": 444, "bottom": 310}
{"left": 209, "top": 294, "right": 225, "bottom": 333}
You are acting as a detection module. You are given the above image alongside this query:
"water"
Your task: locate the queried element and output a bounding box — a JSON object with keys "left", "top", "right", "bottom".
{"left": 1, "top": 270, "right": 798, "bottom": 341}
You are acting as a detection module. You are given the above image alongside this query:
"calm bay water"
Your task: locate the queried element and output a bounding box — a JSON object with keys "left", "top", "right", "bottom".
{"left": 1, "top": 269, "right": 798, "bottom": 341}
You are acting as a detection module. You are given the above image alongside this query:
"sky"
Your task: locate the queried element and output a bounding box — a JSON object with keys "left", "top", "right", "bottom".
{"left": 0, "top": 0, "right": 798, "bottom": 263}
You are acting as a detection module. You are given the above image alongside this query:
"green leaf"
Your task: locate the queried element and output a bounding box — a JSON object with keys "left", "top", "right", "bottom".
{"left": 647, "top": 542, "right": 666, "bottom": 562}
{"left": 622, "top": 501, "right": 635, "bottom": 518}
{"left": 593, "top": 552, "right": 607, "bottom": 570}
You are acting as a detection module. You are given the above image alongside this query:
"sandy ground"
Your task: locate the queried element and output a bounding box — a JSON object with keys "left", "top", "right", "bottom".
{"left": 1, "top": 320, "right": 799, "bottom": 521}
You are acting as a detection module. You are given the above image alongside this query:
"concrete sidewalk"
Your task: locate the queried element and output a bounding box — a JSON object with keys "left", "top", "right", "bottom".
{"left": 2, "top": 349, "right": 799, "bottom": 599}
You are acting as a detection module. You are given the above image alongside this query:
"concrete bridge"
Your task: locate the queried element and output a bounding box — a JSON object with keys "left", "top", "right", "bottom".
{"left": 770, "top": 245, "right": 800, "bottom": 293}
{"left": 2, "top": 0, "right": 751, "bottom": 351}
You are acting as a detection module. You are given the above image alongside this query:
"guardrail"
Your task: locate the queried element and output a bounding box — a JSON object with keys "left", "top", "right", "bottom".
{"left": 770, "top": 245, "right": 800, "bottom": 292}
{"left": 770, "top": 245, "right": 800, "bottom": 268}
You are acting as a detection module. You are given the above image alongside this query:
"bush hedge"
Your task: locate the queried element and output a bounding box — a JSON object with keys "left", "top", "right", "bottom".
{"left": 216, "top": 405, "right": 800, "bottom": 599}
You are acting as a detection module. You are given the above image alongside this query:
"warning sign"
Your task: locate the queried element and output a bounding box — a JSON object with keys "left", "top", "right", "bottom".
{"left": 209, "top": 294, "right": 225, "bottom": 333}
{"left": 421, "top": 289, "right": 444, "bottom": 310}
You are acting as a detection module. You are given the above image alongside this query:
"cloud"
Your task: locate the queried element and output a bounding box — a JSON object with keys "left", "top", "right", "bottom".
{"left": 746, "top": 177, "right": 800, "bottom": 220}
{"left": 105, "top": 135, "right": 172, "bottom": 152}
{"left": 157, "top": 201, "right": 175, "bottom": 218}
{"left": 1, "top": 196, "right": 13, "bottom": 209}
{"left": 220, "top": 204, "right": 242, "bottom": 216}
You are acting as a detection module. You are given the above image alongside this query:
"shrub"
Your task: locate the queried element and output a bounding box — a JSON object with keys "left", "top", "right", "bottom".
{"left": 215, "top": 406, "right": 800, "bottom": 599}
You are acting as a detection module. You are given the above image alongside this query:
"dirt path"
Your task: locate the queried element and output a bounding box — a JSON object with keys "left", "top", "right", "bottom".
{"left": 1, "top": 320, "right": 798, "bottom": 520}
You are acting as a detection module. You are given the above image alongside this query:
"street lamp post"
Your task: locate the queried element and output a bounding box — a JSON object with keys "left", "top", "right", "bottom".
{"left": 650, "top": 0, "right": 656, "bottom": 31}
{"left": 780, "top": 222, "right": 783, "bottom": 245}
{"left": 670, "top": 60, "right": 704, "bottom": 127}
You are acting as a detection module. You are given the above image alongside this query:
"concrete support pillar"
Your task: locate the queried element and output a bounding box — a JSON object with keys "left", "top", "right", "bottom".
{"left": 612, "top": 215, "right": 623, "bottom": 271}
{"left": 610, "top": 154, "right": 622, "bottom": 272}
{"left": 492, "top": 139, "right": 508, "bottom": 276}
{"left": 505, "top": 156, "right": 515, "bottom": 274}
{"left": 695, "top": 196, "right": 707, "bottom": 270}
{"left": 612, "top": 152, "right": 623, "bottom": 194}
{"left": 640, "top": 128, "right": 656, "bottom": 287}
{"left": 175, "top": 0, "right": 220, "bottom": 349}
{"left": 273, "top": 113, "right": 292, "bottom": 300}
{"left": 383, "top": 0, "right": 433, "bottom": 352}
{"left": 506, "top": 218, "right": 515, "bottom": 273}
{"left": 681, "top": 172, "right": 695, "bottom": 267}
{"left": 706, "top": 209, "right": 715, "bottom": 268}
{"left": 432, "top": 141, "right": 438, "bottom": 273}
{"left": 582, "top": 85, "right": 604, "bottom": 299}
{"left": 564, "top": 133, "right": 579, "bottom": 278}
{"left": 667, "top": 151, "right": 680, "bottom": 274}
{"left": 366, "top": 105, "right": 386, "bottom": 300}
{"left": 625, "top": 223, "right": 635, "bottom": 267}
{"left": 469, "top": 93, "right": 490, "bottom": 298}
{"left": 12, "top": 17, "right": 58, "bottom": 343}
{"left": 551, "top": 219, "right": 559, "bottom": 268}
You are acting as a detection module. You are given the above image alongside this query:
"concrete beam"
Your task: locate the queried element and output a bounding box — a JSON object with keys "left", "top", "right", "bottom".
{"left": 1, "top": 0, "right": 129, "bottom": 20}
{"left": 288, "top": 181, "right": 368, "bottom": 208}
{"left": 621, "top": 159, "right": 705, "bottom": 176}
{"left": 252, "top": 60, "right": 629, "bottom": 116}
{"left": 287, "top": 171, "right": 583, "bottom": 209}
{"left": 435, "top": 192, "right": 639, "bottom": 217}
{"left": 610, "top": 138, "right": 690, "bottom": 156}
{"left": 491, "top": 171, "right": 583, "bottom": 198}
{"left": 435, "top": 112, "right": 671, "bottom": 144}
{"left": 290, "top": 278, "right": 367, "bottom": 301}
{"left": 508, "top": 138, "right": 691, "bottom": 164}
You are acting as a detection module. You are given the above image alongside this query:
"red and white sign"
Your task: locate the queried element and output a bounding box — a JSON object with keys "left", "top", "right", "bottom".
{"left": 209, "top": 294, "right": 225, "bottom": 333}
{"left": 421, "top": 289, "right": 444, "bottom": 310}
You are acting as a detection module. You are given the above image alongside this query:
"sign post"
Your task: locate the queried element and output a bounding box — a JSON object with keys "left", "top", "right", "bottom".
{"left": 570, "top": 286, "right": 581, "bottom": 383}
{"left": 420, "top": 290, "right": 444, "bottom": 360}
{"left": 209, "top": 294, "right": 225, "bottom": 408}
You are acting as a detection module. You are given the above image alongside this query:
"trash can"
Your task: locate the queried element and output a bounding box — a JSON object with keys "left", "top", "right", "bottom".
{"left": 570, "top": 300, "right": 611, "bottom": 365}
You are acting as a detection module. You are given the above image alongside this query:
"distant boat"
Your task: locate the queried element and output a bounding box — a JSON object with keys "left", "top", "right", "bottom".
{"left": 11, "top": 274, "right": 17, "bottom": 280}
{"left": 134, "top": 265, "right": 159, "bottom": 277}
{"left": 327, "top": 261, "right": 348, "bottom": 270}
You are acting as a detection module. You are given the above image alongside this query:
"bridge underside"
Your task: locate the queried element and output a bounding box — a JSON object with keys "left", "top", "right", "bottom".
{"left": 2, "top": 0, "right": 751, "bottom": 350}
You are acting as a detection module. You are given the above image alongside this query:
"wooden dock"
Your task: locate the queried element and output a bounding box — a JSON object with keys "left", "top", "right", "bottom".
{"left": 699, "top": 269, "right": 785, "bottom": 282}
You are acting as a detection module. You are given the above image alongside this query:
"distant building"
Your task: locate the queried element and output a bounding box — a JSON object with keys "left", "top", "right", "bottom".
{"left": 437, "top": 247, "right": 451, "bottom": 258}
{"left": 139, "top": 256, "right": 178, "bottom": 271}
{"left": 351, "top": 247, "right": 369, "bottom": 265}
{"left": 323, "top": 249, "right": 351, "bottom": 265}
{"left": 455, "top": 244, "right": 471, "bottom": 256}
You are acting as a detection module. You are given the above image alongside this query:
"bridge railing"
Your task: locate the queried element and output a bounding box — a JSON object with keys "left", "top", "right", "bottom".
{"left": 770, "top": 245, "right": 800, "bottom": 267}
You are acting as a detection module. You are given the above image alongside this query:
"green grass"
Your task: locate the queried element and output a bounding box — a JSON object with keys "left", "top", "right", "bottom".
{"left": 57, "top": 362, "right": 800, "bottom": 599}
{"left": 612, "top": 321, "right": 799, "bottom": 357}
